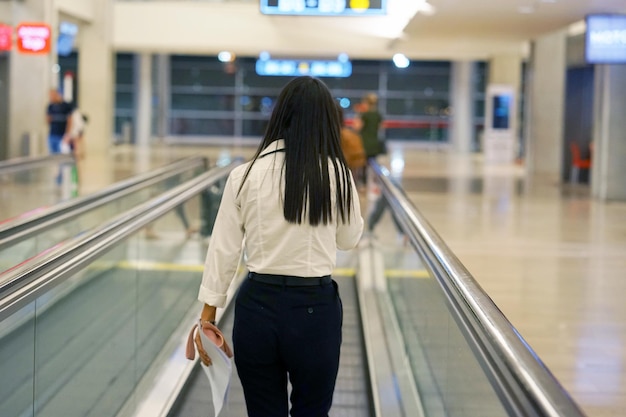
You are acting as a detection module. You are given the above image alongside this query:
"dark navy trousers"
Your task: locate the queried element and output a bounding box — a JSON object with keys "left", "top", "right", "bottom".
{"left": 233, "top": 275, "right": 343, "bottom": 417}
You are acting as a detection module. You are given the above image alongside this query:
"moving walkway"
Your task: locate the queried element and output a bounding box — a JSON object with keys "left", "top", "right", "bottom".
{"left": 0, "top": 159, "right": 586, "bottom": 417}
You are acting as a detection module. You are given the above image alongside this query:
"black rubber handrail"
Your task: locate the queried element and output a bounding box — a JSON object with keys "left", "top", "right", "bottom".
{"left": 0, "top": 156, "right": 208, "bottom": 249}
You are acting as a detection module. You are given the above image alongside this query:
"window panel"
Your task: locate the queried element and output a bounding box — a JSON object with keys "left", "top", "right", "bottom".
{"left": 242, "top": 119, "right": 269, "bottom": 137}
{"left": 170, "top": 67, "right": 236, "bottom": 88}
{"left": 386, "top": 126, "right": 449, "bottom": 142}
{"left": 169, "top": 118, "right": 235, "bottom": 136}
{"left": 323, "top": 73, "right": 379, "bottom": 90}
{"left": 387, "top": 72, "right": 450, "bottom": 93}
{"left": 238, "top": 95, "right": 277, "bottom": 114}
{"left": 386, "top": 98, "right": 450, "bottom": 117}
{"left": 115, "top": 92, "right": 134, "bottom": 110}
{"left": 242, "top": 71, "right": 296, "bottom": 89}
{"left": 171, "top": 93, "right": 235, "bottom": 111}
{"left": 114, "top": 116, "right": 133, "bottom": 135}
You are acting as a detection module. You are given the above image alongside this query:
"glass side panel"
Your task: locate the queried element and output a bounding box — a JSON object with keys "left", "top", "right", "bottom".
{"left": 0, "top": 163, "right": 71, "bottom": 222}
{"left": 33, "top": 240, "right": 135, "bottom": 417}
{"left": 133, "top": 196, "right": 205, "bottom": 390}
{"left": 0, "top": 167, "right": 202, "bottom": 276}
{"left": 0, "top": 301, "right": 36, "bottom": 417}
{"left": 369, "top": 188, "right": 509, "bottom": 416}
{"left": 0, "top": 174, "right": 226, "bottom": 416}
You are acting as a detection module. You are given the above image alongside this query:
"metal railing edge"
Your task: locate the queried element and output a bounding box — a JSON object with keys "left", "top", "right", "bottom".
{"left": 127, "top": 267, "right": 248, "bottom": 417}
{"left": 0, "top": 154, "right": 74, "bottom": 174}
{"left": 0, "top": 156, "right": 207, "bottom": 239}
{"left": 356, "top": 238, "right": 402, "bottom": 417}
{"left": 0, "top": 159, "right": 242, "bottom": 322}
{"left": 370, "top": 160, "right": 587, "bottom": 417}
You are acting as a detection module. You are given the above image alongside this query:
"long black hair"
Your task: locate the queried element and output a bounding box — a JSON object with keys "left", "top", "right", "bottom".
{"left": 238, "top": 76, "right": 353, "bottom": 226}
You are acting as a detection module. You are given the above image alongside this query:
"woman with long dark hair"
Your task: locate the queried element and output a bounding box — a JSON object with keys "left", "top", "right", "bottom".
{"left": 195, "top": 76, "right": 363, "bottom": 417}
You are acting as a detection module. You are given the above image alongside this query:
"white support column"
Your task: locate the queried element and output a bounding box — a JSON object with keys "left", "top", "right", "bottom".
{"left": 77, "top": 0, "right": 114, "bottom": 157}
{"left": 592, "top": 64, "right": 626, "bottom": 201}
{"left": 524, "top": 30, "right": 567, "bottom": 180}
{"left": 134, "top": 52, "right": 152, "bottom": 147}
{"left": 450, "top": 61, "right": 475, "bottom": 153}
{"left": 76, "top": 0, "right": 114, "bottom": 191}
{"left": 7, "top": 0, "right": 55, "bottom": 157}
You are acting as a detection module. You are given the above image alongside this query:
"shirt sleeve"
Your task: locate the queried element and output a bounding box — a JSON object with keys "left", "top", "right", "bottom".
{"left": 198, "top": 174, "right": 245, "bottom": 308}
{"left": 336, "top": 172, "right": 363, "bottom": 250}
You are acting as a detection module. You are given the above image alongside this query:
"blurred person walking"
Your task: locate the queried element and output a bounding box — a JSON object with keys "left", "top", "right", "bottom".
{"left": 46, "top": 89, "right": 73, "bottom": 155}
{"left": 65, "top": 108, "right": 88, "bottom": 159}
{"left": 337, "top": 103, "right": 366, "bottom": 189}
{"left": 194, "top": 76, "right": 363, "bottom": 417}
{"left": 355, "top": 93, "right": 384, "bottom": 160}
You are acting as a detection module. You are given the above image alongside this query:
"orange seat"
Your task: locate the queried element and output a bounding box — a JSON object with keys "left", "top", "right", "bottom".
{"left": 569, "top": 142, "right": 591, "bottom": 184}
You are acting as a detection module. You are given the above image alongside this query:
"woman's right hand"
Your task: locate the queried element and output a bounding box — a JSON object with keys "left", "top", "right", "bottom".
{"left": 194, "top": 331, "right": 212, "bottom": 366}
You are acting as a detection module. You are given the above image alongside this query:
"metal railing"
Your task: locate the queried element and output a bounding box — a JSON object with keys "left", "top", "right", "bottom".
{"left": 0, "top": 156, "right": 207, "bottom": 248}
{"left": 370, "top": 160, "right": 586, "bottom": 417}
{"left": 0, "top": 154, "right": 74, "bottom": 175}
{"left": 0, "top": 159, "right": 240, "bottom": 321}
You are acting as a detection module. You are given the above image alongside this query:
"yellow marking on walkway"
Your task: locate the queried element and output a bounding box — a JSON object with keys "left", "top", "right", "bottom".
{"left": 385, "top": 269, "right": 430, "bottom": 279}
{"left": 117, "top": 260, "right": 204, "bottom": 272}
{"left": 116, "top": 261, "right": 429, "bottom": 279}
{"left": 333, "top": 268, "right": 356, "bottom": 276}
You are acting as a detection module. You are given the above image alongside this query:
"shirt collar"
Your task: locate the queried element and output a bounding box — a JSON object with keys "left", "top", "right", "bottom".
{"left": 259, "top": 139, "right": 285, "bottom": 157}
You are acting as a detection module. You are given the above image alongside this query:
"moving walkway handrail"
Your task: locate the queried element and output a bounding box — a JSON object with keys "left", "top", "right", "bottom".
{"left": 0, "top": 159, "right": 241, "bottom": 322}
{"left": 370, "top": 161, "right": 586, "bottom": 417}
{"left": 0, "top": 154, "right": 74, "bottom": 174}
{"left": 0, "top": 156, "right": 208, "bottom": 248}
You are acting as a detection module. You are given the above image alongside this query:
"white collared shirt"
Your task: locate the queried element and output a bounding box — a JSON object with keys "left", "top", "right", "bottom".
{"left": 198, "top": 140, "right": 363, "bottom": 307}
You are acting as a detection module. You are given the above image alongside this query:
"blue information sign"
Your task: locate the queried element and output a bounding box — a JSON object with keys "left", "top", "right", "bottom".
{"left": 256, "top": 58, "right": 352, "bottom": 77}
{"left": 586, "top": 14, "right": 626, "bottom": 64}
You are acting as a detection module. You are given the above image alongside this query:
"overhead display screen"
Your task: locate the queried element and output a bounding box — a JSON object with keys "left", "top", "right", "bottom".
{"left": 260, "top": 0, "right": 386, "bottom": 16}
{"left": 586, "top": 14, "right": 626, "bottom": 64}
{"left": 256, "top": 58, "right": 352, "bottom": 77}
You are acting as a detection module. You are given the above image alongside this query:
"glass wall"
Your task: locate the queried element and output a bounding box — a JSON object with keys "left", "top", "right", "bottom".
{"left": 113, "top": 54, "right": 491, "bottom": 144}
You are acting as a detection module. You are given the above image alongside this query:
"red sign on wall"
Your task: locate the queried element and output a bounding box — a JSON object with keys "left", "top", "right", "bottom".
{"left": 0, "top": 25, "right": 12, "bottom": 51}
{"left": 16, "top": 23, "right": 51, "bottom": 54}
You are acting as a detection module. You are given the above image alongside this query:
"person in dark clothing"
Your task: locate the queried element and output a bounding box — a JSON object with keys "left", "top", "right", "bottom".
{"left": 46, "top": 89, "right": 73, "bottom": 154}
{"left": 354, "top": 93, "right": 384, "bottom": 185}
{"left": 356, "top": 93, "right": 384, "bottom": 159}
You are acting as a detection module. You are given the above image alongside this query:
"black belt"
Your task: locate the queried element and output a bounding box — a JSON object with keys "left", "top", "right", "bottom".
{"left": 249, "top": 272, "right": 331, "bottom": 287}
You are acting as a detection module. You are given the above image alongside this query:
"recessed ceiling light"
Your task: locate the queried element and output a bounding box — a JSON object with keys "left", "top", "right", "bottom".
{"left": 218, "top": 51, "right": 234, "bottom": 62}
{"left": 393, "top": 53, "right": 410, "bottom": 68}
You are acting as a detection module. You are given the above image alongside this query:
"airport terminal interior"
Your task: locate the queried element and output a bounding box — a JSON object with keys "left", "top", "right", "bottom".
{"left": 1, "top": 1, "right": 626, "bottom": 417}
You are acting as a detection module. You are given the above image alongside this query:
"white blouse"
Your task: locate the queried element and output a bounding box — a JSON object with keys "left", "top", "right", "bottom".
{"left": 198, "top": 140, "right": 364, "bottom": 307}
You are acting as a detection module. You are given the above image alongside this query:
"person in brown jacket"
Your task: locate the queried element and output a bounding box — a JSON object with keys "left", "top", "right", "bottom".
{"left": 337, "top": 104, "right": 366, "bottom": 187}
